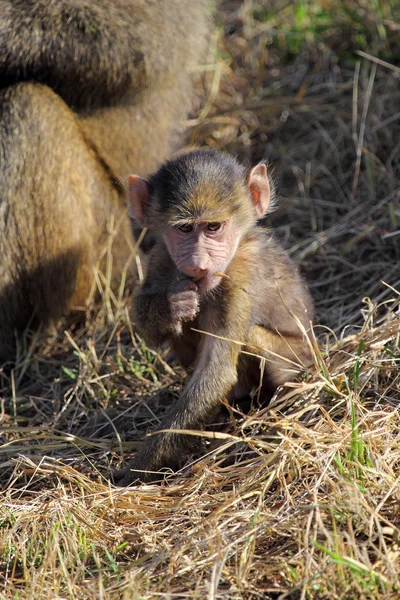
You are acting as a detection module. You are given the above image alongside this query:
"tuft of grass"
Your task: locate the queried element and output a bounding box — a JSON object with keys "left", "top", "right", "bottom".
{"left": 1, "top": 293, "right": 399, "bottom": 599}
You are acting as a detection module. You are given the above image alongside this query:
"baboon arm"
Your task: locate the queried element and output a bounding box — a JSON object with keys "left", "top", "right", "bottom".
{"left": 132, "top": 253, "right": 190, "bottom": 347}
{"left": 133, "top": 289, "right": 174, "bottom": 347}
{"left": 0, "top": 2, "right": 139, "bottom": 109}
{"left": 118, "top": 286, "right": 253, "bottom": 484}
{"left": 117, "top": 337, "right": 239, "bottom": 484}
{"left": 0, "top": 3, "right": 130, "bottom": 73}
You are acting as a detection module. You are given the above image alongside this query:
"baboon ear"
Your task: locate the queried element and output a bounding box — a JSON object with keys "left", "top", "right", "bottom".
{"left": 248, "top": 163, "right": 270, "bottom": 218}
{"left": 128, "top": 175, "right": 150, "bottom": 227}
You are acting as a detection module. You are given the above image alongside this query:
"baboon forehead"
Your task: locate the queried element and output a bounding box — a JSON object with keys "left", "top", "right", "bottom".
{"left": 149, "top": 149, "right": 249, "bottom": 220}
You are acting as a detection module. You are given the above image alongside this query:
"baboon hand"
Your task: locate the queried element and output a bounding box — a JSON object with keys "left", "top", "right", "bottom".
{"left": 113, "top": 424, "right": 200, "bottom": 485}
{"left": 166, "top": 279, "right": 199, "bottom": 327}
{"left": 113, "top": 435, "right": 175, "bottom": 486}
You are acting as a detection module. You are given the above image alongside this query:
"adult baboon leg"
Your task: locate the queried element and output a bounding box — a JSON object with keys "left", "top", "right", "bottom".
{"left": 0, "top": 83, "right": 132, "bottom": 361}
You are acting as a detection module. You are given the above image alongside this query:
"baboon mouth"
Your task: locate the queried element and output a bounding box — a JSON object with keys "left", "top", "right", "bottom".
{"left": 192, "top": 272, "right": 229, "bottom": 283}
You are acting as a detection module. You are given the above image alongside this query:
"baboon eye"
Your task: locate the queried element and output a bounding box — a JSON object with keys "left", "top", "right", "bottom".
{"left": 177, "top": 223, "right": 194, "bottom": 233}
{"left": 207, "top": 222, "right": 222, "bottom": 232}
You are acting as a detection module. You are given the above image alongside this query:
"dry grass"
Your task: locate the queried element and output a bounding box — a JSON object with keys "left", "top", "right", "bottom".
{"left": 1, "top": 1, "right": 400, "bottom": 598}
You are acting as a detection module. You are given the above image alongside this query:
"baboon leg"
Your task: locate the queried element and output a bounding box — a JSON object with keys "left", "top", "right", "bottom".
{"left": 0, "top": 83, "right": 132, "bottom": 360}
{"left": 238, "top": 325, "right": 313, "bottom": 393}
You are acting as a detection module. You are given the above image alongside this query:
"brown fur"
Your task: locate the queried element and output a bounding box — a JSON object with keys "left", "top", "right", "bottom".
{"left": 0, "top": 0, "right": 209, "bottom": 360}
{"left": 116, "top": 150, "right": 314, "bottom": 485}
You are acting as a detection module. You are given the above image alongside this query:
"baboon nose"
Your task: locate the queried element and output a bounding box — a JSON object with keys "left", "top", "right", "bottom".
{"left": 185, "top": 265, "right": 209, "bottom": 279}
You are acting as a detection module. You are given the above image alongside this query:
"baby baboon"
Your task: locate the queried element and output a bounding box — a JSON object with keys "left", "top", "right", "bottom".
{"left": 117, "top": 149, "right": 314, "bottom": 484}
